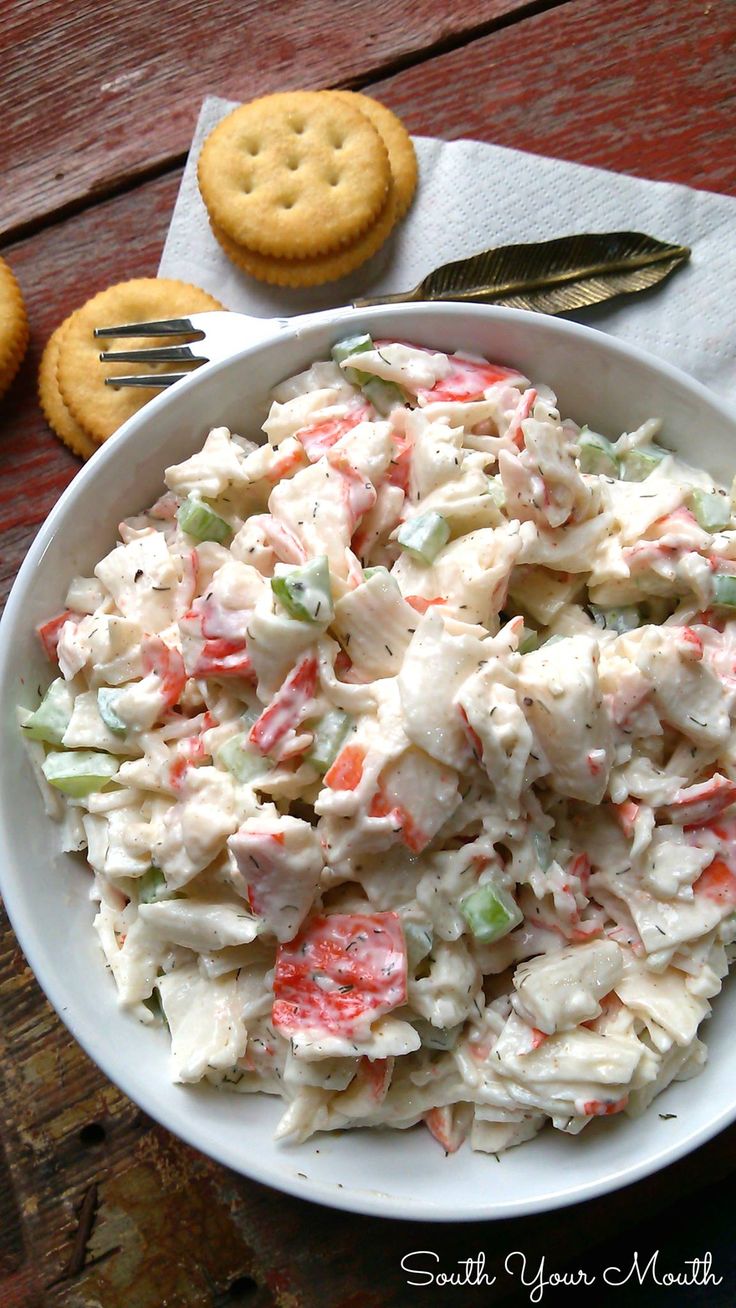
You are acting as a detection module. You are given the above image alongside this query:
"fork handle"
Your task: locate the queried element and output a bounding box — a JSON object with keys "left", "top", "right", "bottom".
{"left": 193, "top": 305, "right": 364, "bottom": 366}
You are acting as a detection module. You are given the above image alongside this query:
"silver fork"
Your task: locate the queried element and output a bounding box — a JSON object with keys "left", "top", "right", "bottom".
{"left": 94, "top": 231, "right": 690, "bottom": 386}
{"left": 94, "top": 308, "right": 352, "bottom": 388}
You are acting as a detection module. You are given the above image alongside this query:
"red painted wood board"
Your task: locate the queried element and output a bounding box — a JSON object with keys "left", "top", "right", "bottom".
{"left": 1, "top": 0, "right": 563, "bottom": 237}
{"left": 370, "top": 0, "right": 736, "bottom": 195}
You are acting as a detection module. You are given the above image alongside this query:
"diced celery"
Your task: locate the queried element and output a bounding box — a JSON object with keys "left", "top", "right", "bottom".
{"left": 97, "top": 687, "right": 127, "bottom": 735}
{"left": 21, "top": 678, "right": 73, "bottom": 745}
{"left": 403, "top": 922, "right": 433, "bottom": 971}
{"left": 397, "top": 512, "right": 450, "bottom": 564}
{"left": 533, "top": 830, "right": 552, "bottom": 871}
{"left": 590, "top": 604, "right": 641, "bottom": 634}
{"left": 362, "top": 376, "right": 406, "bottom": 415}
{"left": 460, "top": 882, "right": 523, "bottom": 943}
{"left": 578, "top": 428, "right": 618, "bottom": 477}
{"left": 271, "top": 555, "right": 334, "bottom": 623}
{"left": 306, "top": 709, "right": 351, "bottom": 774}
{"left": 620, "top": 445, "right": 668, "bottom": 482}
{"left": 519, "top": 625, "right": 539, "bottom": 655}
{"left": 712, "top": 575, "right": 736, "bottom": 610}
{"left": 330, "top": 332, "right": 406, "bottom": 411}
{"left": 138, "top": 866, "right": 168, "bottom": 904}
{"left": 42, "top": 749, "right": 118, "bottom": 797}
{"left": 331, "top": 332, "right": 374, "bottom": 385}
{"left": 412, "top": 1018, "right": 463, "bottom": 1051}
{"left": 177, "top": 496, "right": 232, "bottom": 543}
{"left": 689, "top": 488, "right": 731, "bottom": 533}
{"left": 217, "top": 733, "right": 270, "bottom": 784}
{"left": 486, "top": 476, "right": 506, "bottom": 507}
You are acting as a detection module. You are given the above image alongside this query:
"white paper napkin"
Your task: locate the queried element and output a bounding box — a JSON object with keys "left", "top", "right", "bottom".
{"left": 160, "top": 95, "right": 736, "bottom": 402}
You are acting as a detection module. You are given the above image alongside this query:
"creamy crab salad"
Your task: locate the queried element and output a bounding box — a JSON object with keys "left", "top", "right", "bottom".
{"left": 19, "top": 334, "right": 736, "bottom": 1155}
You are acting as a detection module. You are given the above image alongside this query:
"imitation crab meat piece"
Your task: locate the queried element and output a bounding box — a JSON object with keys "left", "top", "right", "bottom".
{"left": 250, "top": 513, "right": 307, "bottom": 565}
{"left": 693, "top": 857, "right": 736, "bottom": 908}
{"left": 675, "top": 627, "right": 704, "bottom": 661}
{"left": 37, "top": 611, "right": 78, "bottom": 662}
{"left": 194, "top": 638, "right": 254, "bottom": 679}
{"left": 356, "top": 1055, "right": 393, "bottom": 1104}
{"left": 660, "top": 774, "right": 736, "bottom": 826}
{"left": 175, "top": 549, "right": 200, "bottom": 617}
{"left": 249, "top": 653, "right": 318, "bottom": 756}
{"left": 141, "top": 637, "right": 186, "bottom": 711}
{"left": 423, "top": 1105, "right": 471, "bottom": 1153}
{"left": 416, "top": 356, "right": 524, "bottom": 405}
{"left": 229, "top": 815, "right": 324, "bottom": 943}
{"left": 324, "top": 743, "right": 366, "bottom": 791}
{"left": 169, "top": 730, "right": 210, "bottom": 791}
{"left": 272, "top": 912, "right": 407, "bottom": 1039}
{"left": 266, "top": 441, "right": 308, "bottom": 482}
{"left": 181, "top": 605, "right": 255, "bottom": 679}
{"left": 506, "top": 387, "right": 538, "bottom": 447}
{"left": 614, "top": 799, "right": 640, "bottom": 838}
{"left": 330, "top": 456, "right": 377, "bottom": 530}
{"left": 404, "top": 594, "right": 446, "bottom": 615}
{"left": 268, "top": 458, "right": 375, "bottom": 578}
{"left": 387, "top": 430, "right": 413, "bottom": 494}
{"left": 295, "top": 401, "right": 372, "bottom": 462}
{"left": 368, "top": 748, "right": 460, "bottom": 854}
{"left": 576, "top": 1096, "right": 629, "bottom": 1118}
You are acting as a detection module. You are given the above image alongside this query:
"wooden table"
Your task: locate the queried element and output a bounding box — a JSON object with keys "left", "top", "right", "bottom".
{"left": 1, "top": 2, "right": 735, "bottom": 1304}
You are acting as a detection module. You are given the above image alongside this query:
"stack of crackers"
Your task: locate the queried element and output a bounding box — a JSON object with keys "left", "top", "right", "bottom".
{"left": 33, "top": 90, "right": 418, "bottom": 459}
{"left": 0, "top": 257, "right": 29, "bottom": 401}
{"left": 39, "top": 279, "right": 224, "bottom": 456}
{"left": 198, "top": 90, "right": 417, "bottom": 286}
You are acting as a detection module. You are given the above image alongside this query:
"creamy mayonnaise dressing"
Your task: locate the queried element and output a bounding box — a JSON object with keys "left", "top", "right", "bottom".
{"left": 20, "top": 337, "right": 736, "bottom": 1157}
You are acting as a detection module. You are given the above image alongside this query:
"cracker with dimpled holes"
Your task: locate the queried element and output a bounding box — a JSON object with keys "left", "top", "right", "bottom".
{"left": 0, "top": 257, "right": 29, "bottom": 401}
{"left": 209, "top": 180, "right": 401, "bottom": 288}
{"left": 327, "top": 91, "right": 417, "bottom": 220}
{"left": 38, "top": 316, "right": 98, "bottom": 460}
{"left": 55, "top": 279, "right": 224, "bottom": 445}
{"left": 198, "top": 91, "right": 391, "bottom": 260}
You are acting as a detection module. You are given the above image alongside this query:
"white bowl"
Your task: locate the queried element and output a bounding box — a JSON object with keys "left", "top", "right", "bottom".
{"left": 2, "top": 303, "right": 735, "bottom": 1221}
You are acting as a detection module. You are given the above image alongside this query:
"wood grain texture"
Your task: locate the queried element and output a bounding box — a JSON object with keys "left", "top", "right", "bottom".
{"left": 1, "top": 0, "right": 560, "bottom": 237}
{"left": 370, "top": 0, "right": 736, "bottom": 194}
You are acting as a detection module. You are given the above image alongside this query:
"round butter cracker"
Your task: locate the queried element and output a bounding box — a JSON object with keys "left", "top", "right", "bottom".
{"left": 328, "top": 91, "right": 418, "bottom": 220}
{"left": 198, "top": 91, "right": 391, "bottom": 259}
{"left": 56, "top": 278, "right": 224, "bottom": 445}
{"left": 211, "top": 184, "right": 399, "bottom": 287}
{"left": 39, "top": 315, "right": 98, "bottom": 460}
{"left": 0, "top": 257, "right": 30, "bottom": 401}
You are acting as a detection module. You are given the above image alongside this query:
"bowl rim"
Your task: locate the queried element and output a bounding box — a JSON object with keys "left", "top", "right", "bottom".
{"left": 2, "top": 300, "right": 736, "bottom": 1222}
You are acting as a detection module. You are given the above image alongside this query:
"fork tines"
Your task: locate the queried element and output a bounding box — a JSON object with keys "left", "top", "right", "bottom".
{"left": 93, "top": 317, "right": 202, "bottom": 338}
{"left": 94, "top": 317, "right": 207, "bottom": 388}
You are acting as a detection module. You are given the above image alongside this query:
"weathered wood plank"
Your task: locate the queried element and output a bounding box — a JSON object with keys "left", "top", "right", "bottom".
{"left": 2, "top": 0, "right": 563, "bottom": 237}
{"left": 368, "top": 0, "right": 736, "bottom": 194}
